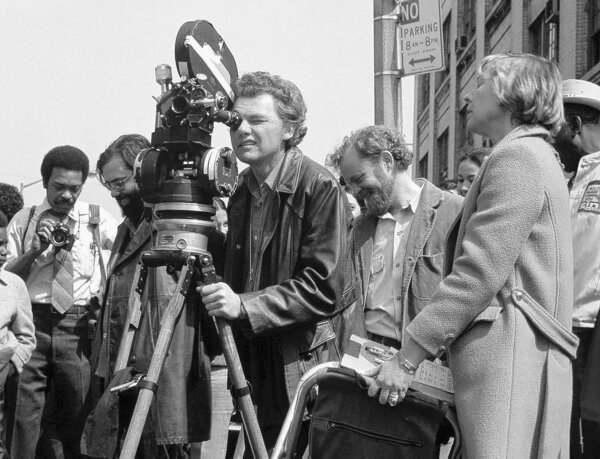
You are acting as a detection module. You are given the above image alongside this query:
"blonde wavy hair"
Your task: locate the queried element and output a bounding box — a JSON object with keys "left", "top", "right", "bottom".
{"left": 479, "top": 53, "right": 564, "bottom": 137}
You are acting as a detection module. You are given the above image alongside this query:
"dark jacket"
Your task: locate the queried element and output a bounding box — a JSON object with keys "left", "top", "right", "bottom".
{"left": 225, "top": 147, "right": 360, "bottom": 418}
{"left": 353, "top": 179, "right": 462, "bottom": 344}
{"left": 85, "top": 218, "right": 221, "bottom": 454}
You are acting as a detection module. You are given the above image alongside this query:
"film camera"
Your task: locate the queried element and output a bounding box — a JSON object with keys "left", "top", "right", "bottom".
{"left": 36, "top": 212, "right": 77, "bottom": 251}
{"left": 48, "top": 223, "right": 76, "bottom": 251}
{"left": 134, "top": 20, "right": 240, "bottom": 257}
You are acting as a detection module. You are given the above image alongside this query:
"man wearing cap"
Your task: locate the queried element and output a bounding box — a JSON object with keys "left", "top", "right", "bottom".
{"left": 554, "top": 79, "right": 600, "bottom": 458}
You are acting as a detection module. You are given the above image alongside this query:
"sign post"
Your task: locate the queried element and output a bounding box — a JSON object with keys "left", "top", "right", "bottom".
{"left": 396, "top": 0, "right": 445, "bottom": 76}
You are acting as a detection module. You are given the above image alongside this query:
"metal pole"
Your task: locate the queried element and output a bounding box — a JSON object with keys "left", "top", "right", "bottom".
{"left": 374, "top": 0, "right": 400, "bottom": 129}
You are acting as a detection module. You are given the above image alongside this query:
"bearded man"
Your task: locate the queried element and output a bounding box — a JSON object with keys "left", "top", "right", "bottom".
{"left": 85, "top": 134, "right": 219, "bottom": 458}
{"left": 327, "top": 125, "right": 462, "bottom": 351}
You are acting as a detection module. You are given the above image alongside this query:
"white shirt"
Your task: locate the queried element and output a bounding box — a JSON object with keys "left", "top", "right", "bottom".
{"left": 365, "top": 186, "right": 422, "bottom": 340}
{"left": 6, "top": 198, "right": 117, "bottom": 305}
{"left": 570, "top": 151, "right": 600, "bottom": 328}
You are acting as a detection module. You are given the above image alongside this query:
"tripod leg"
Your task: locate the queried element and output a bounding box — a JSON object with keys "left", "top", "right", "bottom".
{"left": 119, "top": 258, "right": 193, "bottom": 459}
{"left": 114, "top": 263, "right": 148, "bottom": 372}
{"left": 200, "top": 257, "right": 268, "bottom": 459}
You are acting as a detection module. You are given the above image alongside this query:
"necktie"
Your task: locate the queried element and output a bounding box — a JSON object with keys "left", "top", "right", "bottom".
{"left": 52, "top": 245, "right": 74, "bottom": 314}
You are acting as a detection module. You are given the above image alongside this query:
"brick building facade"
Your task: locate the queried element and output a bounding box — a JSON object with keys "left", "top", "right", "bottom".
{"left": 413, "top": 0, "right": 600, "bottom": 184}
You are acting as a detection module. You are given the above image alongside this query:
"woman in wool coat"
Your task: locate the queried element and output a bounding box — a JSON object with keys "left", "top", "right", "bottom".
{"left": 366, "top": 53, "right": 579, "bottom": 458}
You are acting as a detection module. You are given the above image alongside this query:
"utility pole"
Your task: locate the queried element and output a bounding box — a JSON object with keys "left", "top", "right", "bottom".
{"left": 373, "top": 0, "right": 402, "bottom": 132}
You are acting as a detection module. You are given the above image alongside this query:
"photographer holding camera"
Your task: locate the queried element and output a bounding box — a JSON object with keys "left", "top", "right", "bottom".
{"left": 4, "top": 145, "right": 117, "bottom": 458}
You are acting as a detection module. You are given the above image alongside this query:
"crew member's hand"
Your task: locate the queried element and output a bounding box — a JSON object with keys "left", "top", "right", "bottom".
{"left": 363, "top": 354, "right": 414, "bottom": 407}
{"left": 198, "top": 282, "right": 242, "bottom": 320}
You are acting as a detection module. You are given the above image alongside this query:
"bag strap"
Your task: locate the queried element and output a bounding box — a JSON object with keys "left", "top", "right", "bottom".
{"left": 89, "top": 204, "right": 107, "bottom": 287}
{"left": 21, "top": 205, "right": 37, "bottom": 255}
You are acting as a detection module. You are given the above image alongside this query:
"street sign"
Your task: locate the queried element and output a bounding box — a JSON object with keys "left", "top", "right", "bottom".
{"left": 396, "top": 0, "right": 445, "bottom": 76}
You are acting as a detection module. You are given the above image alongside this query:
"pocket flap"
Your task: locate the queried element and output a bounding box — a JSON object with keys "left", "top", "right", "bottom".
{"left": 340, "top": 279, "right": 360, "bottom": 309}
{"left": 300, "top": 320, "right": 336, "bottom": 353}
{"left": 472, "top": 305, "right": 504, "bottom": 324}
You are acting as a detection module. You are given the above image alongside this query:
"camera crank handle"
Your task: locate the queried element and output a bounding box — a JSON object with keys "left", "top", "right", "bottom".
{"left": 199, "top": 254, "right": 218, "bottom": 285}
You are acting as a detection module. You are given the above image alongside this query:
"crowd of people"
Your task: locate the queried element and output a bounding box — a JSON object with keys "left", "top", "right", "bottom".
{"left": 0, "top": 52, "right": 599, "bottom": 459}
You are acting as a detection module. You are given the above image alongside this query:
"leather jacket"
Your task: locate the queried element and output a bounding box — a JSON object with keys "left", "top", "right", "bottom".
{"left": 224, "top": 147, "right": 360, "bottom": 403}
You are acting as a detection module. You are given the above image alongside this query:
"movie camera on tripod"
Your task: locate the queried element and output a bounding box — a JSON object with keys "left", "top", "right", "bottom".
{"left": 133, "top": 20, "right": 240, "bottom": 261}
{"left": 118, "top": 21, "right": 269, "bottom": 459}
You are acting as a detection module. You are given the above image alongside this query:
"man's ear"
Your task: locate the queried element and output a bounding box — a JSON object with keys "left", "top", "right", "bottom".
{"left": 283, "top": 125, "right": 294, "bottom": 141}
{"left": 569, "top": 115, "right": 582, "bottom": 137}
{"left": 380, "top": 150, "right": 394, "bottom": 172}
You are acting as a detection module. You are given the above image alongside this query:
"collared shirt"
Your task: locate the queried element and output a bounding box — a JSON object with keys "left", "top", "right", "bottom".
{"left": 6, "top": 198, "right": 117, "bottom": 305}
{"left": 570, "top": 150, "right": 600, "bottom": 328}
{"left": 0, "top": 268, "right": 36, "bottom": 372}
{"left": 245, "top": 159, "right": 284, "bottom": 292}
{"left": 365, "top": 186, "right": 422, "bottom": 341}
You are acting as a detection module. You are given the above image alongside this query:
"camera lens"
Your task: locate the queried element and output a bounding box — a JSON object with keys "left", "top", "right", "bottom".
{"left": 53, "top": 232, "right": 66, "bottom": 244}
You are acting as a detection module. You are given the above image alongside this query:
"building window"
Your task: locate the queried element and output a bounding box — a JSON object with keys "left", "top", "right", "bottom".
{"left": 463, "top": 0, "right": 476, "bottom": 40}
{"left": 529, "top": 4, "right": 559, "bottom": 62}
{"left": 436, "top": 15, "right": 451, "bottom": 90}
{"left": 437, "top": 129, "right": 449, "bottom": 182}
{"left": 590, "top": 0, "right": 600, "bottom": 67}
{"left": 419, "top": 153, "right": 429, "bottom": 179}
{"left": 417, "top": 73, "right": 430, "bottom": 117}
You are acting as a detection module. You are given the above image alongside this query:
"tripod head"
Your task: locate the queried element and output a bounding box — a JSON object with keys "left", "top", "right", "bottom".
{"left": 134, "top": 20, "right": 239, "bottom": 257}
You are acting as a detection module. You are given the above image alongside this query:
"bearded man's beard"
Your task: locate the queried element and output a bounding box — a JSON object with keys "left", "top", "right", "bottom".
{"left": 118, "top": 193, "right": 145, "bottom": 223}
{"left": 362, "top": 178, "right": 394, "bottom": 217}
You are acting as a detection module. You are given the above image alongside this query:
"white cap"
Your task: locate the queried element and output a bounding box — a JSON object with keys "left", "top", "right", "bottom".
{"left": 563, "top": 79, "right": 600, "bottom": 112}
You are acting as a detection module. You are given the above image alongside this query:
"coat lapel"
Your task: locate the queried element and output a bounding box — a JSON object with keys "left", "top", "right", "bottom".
{"left": 109, "top": 220, "right": 152, "bottom": 276}
{"left": 354, "top": 216, "right": 377, "bottom": 306}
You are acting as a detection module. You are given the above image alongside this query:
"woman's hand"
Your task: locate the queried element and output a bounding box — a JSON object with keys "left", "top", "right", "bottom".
{"left": 363, "top": 354, "right": 415, "bottom": 406}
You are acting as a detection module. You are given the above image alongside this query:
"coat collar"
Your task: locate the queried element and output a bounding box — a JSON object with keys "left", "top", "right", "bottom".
{"left": 494, "top": 125, "right": 552, "bottom": 149}
{"left": 236, "top": 147, "right": 304, "bottom": 196}
{"left": 106, "top": 218, "right": 151, "bottom": 278}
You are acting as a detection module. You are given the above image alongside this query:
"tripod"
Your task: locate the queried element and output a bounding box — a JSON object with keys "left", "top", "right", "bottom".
{"left": 113, "top": 249, "right": 268, "bottom": 459}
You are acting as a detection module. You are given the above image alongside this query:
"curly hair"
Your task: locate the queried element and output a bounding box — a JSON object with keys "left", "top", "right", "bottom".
{"left": 97, "top": 134, "right": 150, "bottom": 175}
{"left": 0, "top": 182, "right": 24, "bottom": 222}
{"left": 232, "top": 71, "right": 307, "bottom": 149}
{"left": 0, "top": 210, "right": 8, "bottom": 227}
{"left": 327, "top": 125, "right": 413, "bottom": 173}
{"left": 40, "top": 145, "right": 89, "bottom": 188}
{"left": 479, "top": 53, "right": 564, "bottom": 137}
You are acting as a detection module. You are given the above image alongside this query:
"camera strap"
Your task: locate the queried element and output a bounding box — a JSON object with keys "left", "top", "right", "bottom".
{"left": 88, "top": 204, "right": 107, "bottom": 288}
{"left": 21, "top": 205, "right": 37, "bottom": 255}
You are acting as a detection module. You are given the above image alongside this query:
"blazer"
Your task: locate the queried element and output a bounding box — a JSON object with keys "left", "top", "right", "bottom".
{"left": 353, "top": 178, "right": 462, "bottom": 345}
{"left": 405, "top": 125, "right": 578, "bottom": 458}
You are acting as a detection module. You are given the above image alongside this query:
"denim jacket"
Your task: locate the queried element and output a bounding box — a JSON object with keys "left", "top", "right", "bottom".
{"left": 353, "top": 179, "right": 463, "bottom": 346}
{"left": 89, "top": 218, "right": 220, "bottom": 447}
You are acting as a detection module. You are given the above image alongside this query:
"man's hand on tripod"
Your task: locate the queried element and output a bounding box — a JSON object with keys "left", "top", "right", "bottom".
{"left": 198, "top": 282, "right": 243, "bottom": 320}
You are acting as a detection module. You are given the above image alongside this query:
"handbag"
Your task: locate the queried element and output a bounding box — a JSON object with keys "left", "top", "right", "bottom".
{"left": 309, "top": 367, "right": 449, "bottom": 459}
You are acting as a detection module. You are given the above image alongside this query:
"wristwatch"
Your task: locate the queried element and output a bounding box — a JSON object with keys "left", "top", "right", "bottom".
{"left": 398, "top": 354, "right": 419, "bottom": 375}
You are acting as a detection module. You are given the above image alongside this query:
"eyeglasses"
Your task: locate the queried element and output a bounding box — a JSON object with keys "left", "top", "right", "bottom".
{"left": 99, "top": 172, "right": 133, "bottom": 192}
